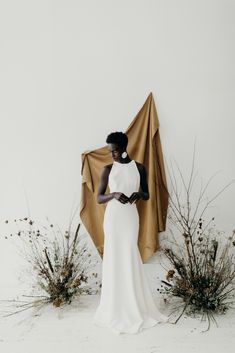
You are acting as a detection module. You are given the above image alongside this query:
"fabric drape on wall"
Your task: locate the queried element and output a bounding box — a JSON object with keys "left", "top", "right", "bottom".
{"left": 80, "top": 92, "right": 169, "bottom": 263}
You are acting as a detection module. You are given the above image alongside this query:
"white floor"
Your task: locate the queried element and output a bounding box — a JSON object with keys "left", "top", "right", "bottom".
{"left": 1, "top": 283, "right": 235, "bottom": 353}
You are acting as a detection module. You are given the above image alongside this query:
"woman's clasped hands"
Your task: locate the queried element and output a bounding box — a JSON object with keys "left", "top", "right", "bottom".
{"left": 113, "top": 192, "right": 143, "bottom": 204}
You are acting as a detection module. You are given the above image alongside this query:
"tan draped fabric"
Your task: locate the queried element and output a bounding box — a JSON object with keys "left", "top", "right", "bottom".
{"left": 80, "top": 92, "right": 169, "bottom": 263}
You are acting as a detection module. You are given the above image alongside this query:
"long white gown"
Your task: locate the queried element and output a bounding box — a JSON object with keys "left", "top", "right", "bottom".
{"left": 92, "top": 159, "right": 169, "bottom": 334}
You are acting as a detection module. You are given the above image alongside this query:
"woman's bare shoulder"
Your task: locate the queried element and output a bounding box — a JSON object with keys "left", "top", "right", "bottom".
{"left": 101, "top": 163, "right": 113, "bottom": 174}
{"left": 134, "top": 161, "right": 146, "bottom": 171}
{"left": 103, "top": 163, "right": 113, "bottom": 169}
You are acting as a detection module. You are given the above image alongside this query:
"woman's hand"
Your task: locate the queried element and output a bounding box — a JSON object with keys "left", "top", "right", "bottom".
{"left": 129, "top": 192, "right": 143, "bottom": 204}
{"left": 113, "top": 192, "right": 130, "bottom": 204}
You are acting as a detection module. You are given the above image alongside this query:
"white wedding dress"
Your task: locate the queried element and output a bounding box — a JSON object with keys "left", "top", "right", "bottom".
{"left": 92, "top": 159, "right": 169, "bottom": 334}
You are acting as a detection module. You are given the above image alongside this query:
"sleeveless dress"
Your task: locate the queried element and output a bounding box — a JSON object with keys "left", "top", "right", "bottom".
{"left": 92, "top": 159, "right": 169, "bottom": 334}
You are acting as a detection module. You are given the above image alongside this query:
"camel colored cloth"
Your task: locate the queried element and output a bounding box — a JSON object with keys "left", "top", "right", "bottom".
{"left": 80, "top": 92, "right": 169, "bottom": 263}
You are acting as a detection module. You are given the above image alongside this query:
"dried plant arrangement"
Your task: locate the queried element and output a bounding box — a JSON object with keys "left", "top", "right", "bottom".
{"left": 1, "top": 216, "right": 101, "bottom": 317}
{"left": 159, "top": 144, "right": 235, "bottom": 331}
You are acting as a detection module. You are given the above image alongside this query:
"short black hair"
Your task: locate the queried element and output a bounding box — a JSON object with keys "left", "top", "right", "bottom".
{"left": 106, "top": 131, "right": 128, "bottom": 150}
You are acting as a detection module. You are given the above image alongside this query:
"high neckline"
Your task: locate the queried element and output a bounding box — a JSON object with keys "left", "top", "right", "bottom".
{"left": 113, "top": 159, "right": 134, "bottom": 165}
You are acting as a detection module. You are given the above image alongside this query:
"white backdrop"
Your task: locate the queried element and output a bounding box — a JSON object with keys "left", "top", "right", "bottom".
{"left": 0, "top": 0, "right": 235, "bottom": 288}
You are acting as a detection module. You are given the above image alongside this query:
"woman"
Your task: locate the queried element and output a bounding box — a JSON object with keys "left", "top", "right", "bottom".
{"left": 92, "top": 131, "right": 169, "bottom": 334}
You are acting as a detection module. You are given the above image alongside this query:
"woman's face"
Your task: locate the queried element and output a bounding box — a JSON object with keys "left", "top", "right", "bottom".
{"left": 107, "top": 143, "right": 123, "bottom": 161}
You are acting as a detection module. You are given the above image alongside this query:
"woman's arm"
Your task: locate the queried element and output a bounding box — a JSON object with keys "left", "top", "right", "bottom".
{"left": 129, "top": 163, "right": 149, "bottom": 203}
{"left": 138, "top": 163, "right": 150, "bottom": 200}
{"left": 97, "top": 166, "right": 129, "bottom": 204}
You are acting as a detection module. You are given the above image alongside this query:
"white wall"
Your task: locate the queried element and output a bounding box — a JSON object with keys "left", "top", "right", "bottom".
{"left": 1, "top": 0, "right": 235, "bottom": 284}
